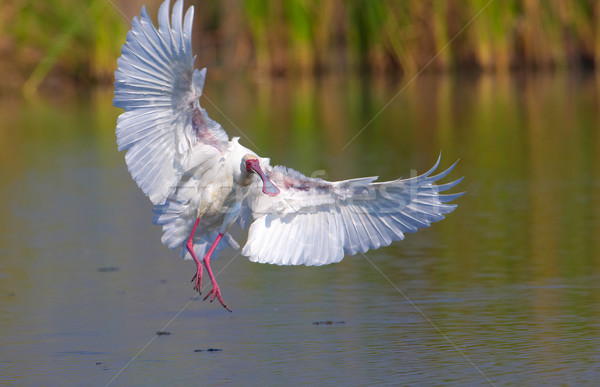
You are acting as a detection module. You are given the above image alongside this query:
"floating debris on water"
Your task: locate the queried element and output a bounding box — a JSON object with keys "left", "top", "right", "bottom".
{"left": 312, "top": 321, "right": 346, "bottom": 325}
{"left": 95, "top": 361, "right": 108, "bottom": 371}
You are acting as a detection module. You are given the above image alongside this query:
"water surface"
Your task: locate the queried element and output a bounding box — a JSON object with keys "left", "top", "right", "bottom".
{"left": 1, "top": 73, "right": 600, "bottom": 385}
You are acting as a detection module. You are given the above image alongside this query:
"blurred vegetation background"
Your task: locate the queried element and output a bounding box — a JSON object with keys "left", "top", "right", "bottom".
{"left": 1, "top": 0, "right": 599, "bottom": 95}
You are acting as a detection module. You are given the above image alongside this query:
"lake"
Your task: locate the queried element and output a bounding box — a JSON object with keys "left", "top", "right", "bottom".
{"left": 1, "top": 72, "right": 599, "bottom": 385}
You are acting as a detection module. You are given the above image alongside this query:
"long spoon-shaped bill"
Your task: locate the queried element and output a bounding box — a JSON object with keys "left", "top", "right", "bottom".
{"left": 246, "top": 159, "right": 280, "bottom": 196}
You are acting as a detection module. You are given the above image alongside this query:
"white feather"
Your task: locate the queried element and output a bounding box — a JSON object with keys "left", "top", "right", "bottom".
{"left": 115, "top": 0, "right": 463, "bottom": 274}
{"left": 241, "top": 156, "right": 464, "bottom": 266}
{"left": 114, "top": 0, "right": 229, "bottom": 206}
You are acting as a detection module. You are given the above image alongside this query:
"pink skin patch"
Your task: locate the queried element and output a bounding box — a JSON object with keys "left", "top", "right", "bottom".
{"left": 246, "top": 159, "right": 280, "bottom": 196}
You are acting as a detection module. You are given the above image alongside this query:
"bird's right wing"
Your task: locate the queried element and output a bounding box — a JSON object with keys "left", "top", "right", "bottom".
{"left": 114, "top": 0, "right": 229, "bottom": 205}
{"left": 241, "top": 157, "right": 463, "bottom": 266}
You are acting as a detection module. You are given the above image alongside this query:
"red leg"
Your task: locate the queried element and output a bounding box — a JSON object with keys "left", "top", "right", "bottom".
{"left": 187, "top": 218, "right": 203, "bottom": 293}
{"left": 202, "top": 233, "right": 231, "bottom": 312}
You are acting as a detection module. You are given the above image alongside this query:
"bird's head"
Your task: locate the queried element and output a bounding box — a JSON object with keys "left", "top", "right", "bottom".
{"left": 243, "top": 155, "right": 280, "bottom": 196}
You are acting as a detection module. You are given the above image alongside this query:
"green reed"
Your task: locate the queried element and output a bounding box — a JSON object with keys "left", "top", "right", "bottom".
{"left": 2, "top": 0, "right": 126, "bottom": 95}
{"left": 1, "top": 0, "right": 598, "bottom": 94}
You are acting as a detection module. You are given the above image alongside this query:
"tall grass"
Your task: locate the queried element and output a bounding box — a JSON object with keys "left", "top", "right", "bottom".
{"left": 206, "top": 0, "right": 600, "bottom": 76}
{"left": 1, "top": 0, "right": 599, "bottom": 93}
{"left": 1, "top": 0, "right": 127, "bottom": 95}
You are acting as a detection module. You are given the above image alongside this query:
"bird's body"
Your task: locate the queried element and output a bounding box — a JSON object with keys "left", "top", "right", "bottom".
{"left": 114, "top": 0, "right": 463, "bottom": 311}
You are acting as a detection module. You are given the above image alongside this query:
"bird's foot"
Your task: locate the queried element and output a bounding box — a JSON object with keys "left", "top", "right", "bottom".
{"left": 203, "top": 285, "right": 231, "bottom": 312}
{"left": 191, "top": 269, "right": 203, "bottom": 293}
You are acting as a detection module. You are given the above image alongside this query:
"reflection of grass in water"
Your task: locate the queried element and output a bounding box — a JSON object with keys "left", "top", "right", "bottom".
{"left": 2, "top": 72, "right": 599, "bottom": 287}
{"left": 2, "top": 0, "right": 600, "bottom": 94}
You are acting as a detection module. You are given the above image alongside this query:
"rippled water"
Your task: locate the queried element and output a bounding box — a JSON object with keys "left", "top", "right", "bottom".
{"left": 1, "top": 73, "right": 600, "bottom": 385}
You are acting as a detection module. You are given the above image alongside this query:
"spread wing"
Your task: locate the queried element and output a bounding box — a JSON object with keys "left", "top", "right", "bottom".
{"left": 114, "top": 0, "right": 229, "bottom": 205}
{"left": 241, "top": 156, "right": 463, "bottom": 266}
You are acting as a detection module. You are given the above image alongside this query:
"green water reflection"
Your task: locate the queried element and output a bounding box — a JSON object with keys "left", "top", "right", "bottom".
{"left": 1, "top": 72, "right": 599, "bottom": 384}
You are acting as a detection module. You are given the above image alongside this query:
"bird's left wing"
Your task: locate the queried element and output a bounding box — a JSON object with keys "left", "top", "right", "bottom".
{"left": 114, "top": 0, "right": 229, "bottom": 205}
{"left": 241, "top": 157, "right": 463, "bottom": 266}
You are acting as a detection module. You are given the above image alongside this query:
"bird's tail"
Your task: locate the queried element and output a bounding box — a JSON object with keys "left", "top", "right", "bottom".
{"left": 153, "top": 199, "right": 240, "bottom": 261}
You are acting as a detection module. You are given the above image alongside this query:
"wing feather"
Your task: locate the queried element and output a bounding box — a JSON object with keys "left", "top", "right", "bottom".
{"left": 114, "top": 0, "right": 229, "bottom": 205}
{"left": 339, "top": 204, "right": 360, "bottom": 255}
{"left": 242, "top": 157, "right": 463, "bottom": 266}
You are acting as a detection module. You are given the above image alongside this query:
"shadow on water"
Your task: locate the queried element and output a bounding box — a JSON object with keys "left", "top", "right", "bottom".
{"left": 1, "top": 72, "right": 600, "bottom": 385}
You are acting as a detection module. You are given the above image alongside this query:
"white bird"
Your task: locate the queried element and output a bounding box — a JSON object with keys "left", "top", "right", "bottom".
{"left": 114, "top": 0, "right": 463, "bottom": 312}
